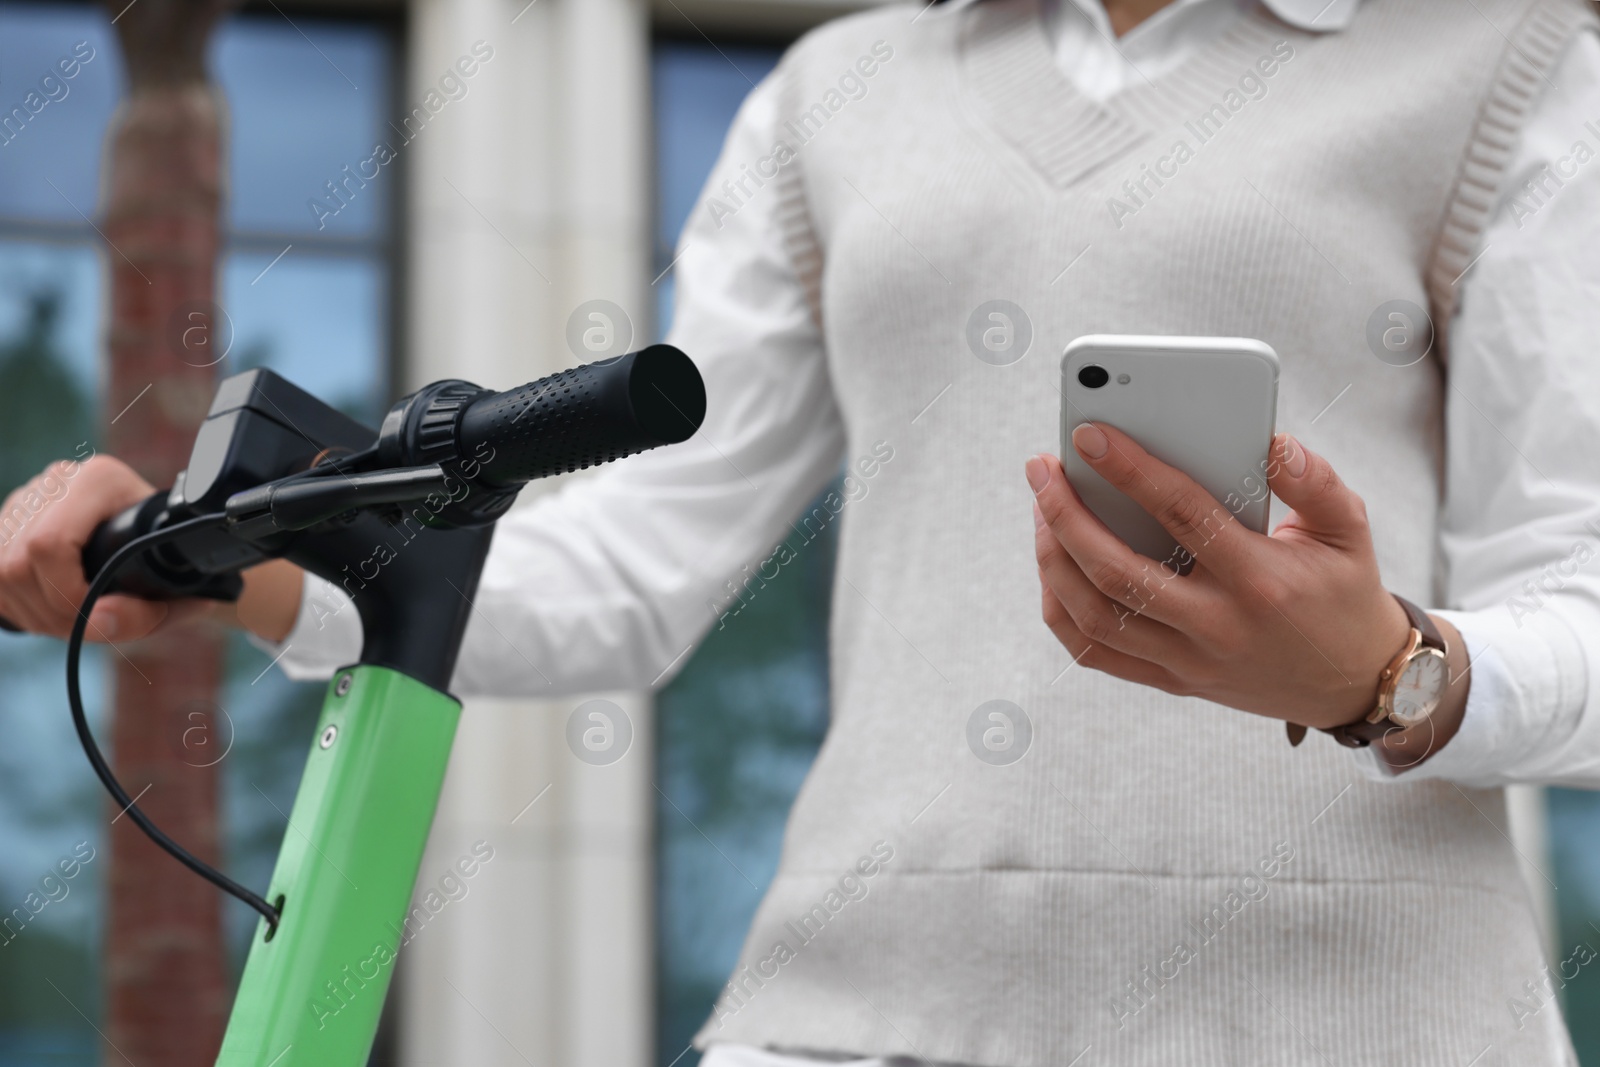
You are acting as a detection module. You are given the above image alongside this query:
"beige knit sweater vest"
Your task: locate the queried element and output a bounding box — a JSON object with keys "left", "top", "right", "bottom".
{"left": 693, "top": 2, "right": 1600, "bottom": 1065}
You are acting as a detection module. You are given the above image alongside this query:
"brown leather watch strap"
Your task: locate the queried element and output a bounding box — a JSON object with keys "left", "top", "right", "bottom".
{"left": 1285, "top": 595, "right": 1444, "bottom": 749}
{"left": 1325, "top": 715, "right": 1398, "bottom": 748}
{"left": 1394, "top": 594, "right": 1446, "bottom": 653}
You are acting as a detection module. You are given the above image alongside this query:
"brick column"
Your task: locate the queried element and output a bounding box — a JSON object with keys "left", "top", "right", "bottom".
{"left": 99, "top": 3, "right": 232, "bottom": 1059}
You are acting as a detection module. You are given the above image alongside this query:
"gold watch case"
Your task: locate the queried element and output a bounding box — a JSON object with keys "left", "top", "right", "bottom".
{"left": 1368, "top": 628, "right": 1448, "bottom": 729}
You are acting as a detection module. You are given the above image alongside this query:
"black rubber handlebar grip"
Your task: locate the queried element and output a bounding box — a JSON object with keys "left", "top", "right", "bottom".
{"left": 456, "top": 344, "right": 706, "bottom": 487}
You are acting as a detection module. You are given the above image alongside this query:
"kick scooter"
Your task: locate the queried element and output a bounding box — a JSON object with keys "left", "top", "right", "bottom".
{"left": 5, "top": 346, "right": 704, "bottom": 1064}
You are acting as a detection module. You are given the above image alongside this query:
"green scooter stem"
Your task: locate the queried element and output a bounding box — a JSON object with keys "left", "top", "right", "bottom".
{"left": 216, "top": 666, "right": 461, "bottom": 1065}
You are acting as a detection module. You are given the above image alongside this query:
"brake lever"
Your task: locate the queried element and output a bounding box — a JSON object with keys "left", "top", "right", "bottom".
{"left": 224, "top": 464, "right": 449, "bottom": 538}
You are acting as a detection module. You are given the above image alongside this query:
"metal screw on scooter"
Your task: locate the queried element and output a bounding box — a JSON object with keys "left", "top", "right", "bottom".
{"left": 334, "top": 673, "right": 353, "bottom": 697}
{"left": 320, "top": 725, "right": 338, "bottom": 749}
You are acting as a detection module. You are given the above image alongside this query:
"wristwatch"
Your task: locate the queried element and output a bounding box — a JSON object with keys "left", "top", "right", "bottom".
{"left": 1286, "top": 595, "right": 1449, "bottom": 748}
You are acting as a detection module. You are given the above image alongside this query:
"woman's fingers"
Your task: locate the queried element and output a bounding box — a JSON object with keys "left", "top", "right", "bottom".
{"left": 1066, "top": 422, "right": 1258, "bottom": 580}
{"left": 1039, "top": 582, "right": 1191, "bottom": 696}
{"left": 1033, "top": 496, "right": 1193, "bottom": 665}
{"left": 88, "top": 595, "right": 178, "bottom": 643}
{"left": 0, "top": 471, "right": 86, "bottom": 636}
{"left": 1028, "top": 452, "right": 1211, "bottom": 629}
{"left": 0, "top": 455, "right": 159, "bottom": 640}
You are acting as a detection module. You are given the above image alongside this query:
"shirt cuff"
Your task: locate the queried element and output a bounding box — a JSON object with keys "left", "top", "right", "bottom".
{"left": 1351, "top": 606, "right": 1579, "bottom": 785}
{"left": 244, "top": 573, "right": 364, "bottom": 683}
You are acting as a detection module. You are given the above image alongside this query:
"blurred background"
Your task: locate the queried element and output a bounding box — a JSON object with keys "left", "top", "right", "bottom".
{"left": 1, "top": 0, "right": 1599, "bottom": 1064}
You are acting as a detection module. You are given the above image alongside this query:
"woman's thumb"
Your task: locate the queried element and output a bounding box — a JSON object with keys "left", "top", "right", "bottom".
{"left": 87, "top": 596, "right": 170, "bottom": 643}
{"left": 1267, "top": 433, "right": 1368, "bottom": 538}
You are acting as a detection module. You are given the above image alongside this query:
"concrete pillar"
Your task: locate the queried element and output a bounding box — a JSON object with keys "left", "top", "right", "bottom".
{"left": 396, "top": 0, "right": 654, "bottom": 1063}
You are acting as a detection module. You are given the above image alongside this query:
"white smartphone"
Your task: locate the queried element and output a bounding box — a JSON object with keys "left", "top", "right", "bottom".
{"left": 1059, "top": 335, "right": 1280, "bottom": 572}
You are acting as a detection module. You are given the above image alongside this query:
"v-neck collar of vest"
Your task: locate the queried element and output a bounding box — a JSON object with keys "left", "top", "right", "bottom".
{"left": 959, "top": 0, "right": 1298, "bottom": 189}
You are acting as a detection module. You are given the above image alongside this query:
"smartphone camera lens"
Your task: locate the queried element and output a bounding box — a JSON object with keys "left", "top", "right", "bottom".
{"left": 1077, "top": 364, "right": 1109, "bottom": 389}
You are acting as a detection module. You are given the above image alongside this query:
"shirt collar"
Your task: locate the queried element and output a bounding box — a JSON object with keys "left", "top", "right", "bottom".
{"left": 925, "top": 0, "right": 1361, "bottom": 33}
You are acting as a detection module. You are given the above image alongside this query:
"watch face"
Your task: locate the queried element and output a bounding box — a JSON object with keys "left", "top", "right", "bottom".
{"left": 1390, "top": 648, "right": 1447, "bottom": 727}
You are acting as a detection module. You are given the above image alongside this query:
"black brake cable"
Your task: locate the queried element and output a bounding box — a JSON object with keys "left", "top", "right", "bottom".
{"left": 66, "top": 511, "right": 282, "bottom": 933}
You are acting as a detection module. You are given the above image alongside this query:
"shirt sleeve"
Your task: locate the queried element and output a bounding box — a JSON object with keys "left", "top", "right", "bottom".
{"left": 258, "top": 68, "right": 846, "bottom": 696}
{"left": 1355, "top": 29, "right": 1600, "bottom": 787}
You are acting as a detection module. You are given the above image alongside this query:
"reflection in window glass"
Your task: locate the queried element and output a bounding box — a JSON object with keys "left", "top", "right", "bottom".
{"left": 0, "top": 5, "right": 394, "bottom": 241}
{"left": 651, "top": 38, "right": 836, "bottom": 1067}
{"left": 1549, "top": 791, "right": 1600, "bottom": 1063}
{"left": 0, "top": 5, "right": 121, "bottom": 223}
{"left": 0, "top": 2, "right": 395, "bottom": 1061}
{"left": 0, "top": 241, "right": 100, "bottom": 388}
{"left": 215, "top": 20, "right": 393, "bottom": 237}
{"left": 220, "top": 252, "right": 388, "bottom": 425}
{"left": 651, "top": 41, "right": 782, "bottom": 340}
{"left": 0, "top": 244, "right": 107, "bottom": 1067}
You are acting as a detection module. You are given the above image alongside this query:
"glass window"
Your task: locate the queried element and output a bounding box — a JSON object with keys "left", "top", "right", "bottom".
{"left": 0, "top": 2, "right": 396, "bottom": 1061}
{"left": 1548, "top": 790, "right": 1600, "bottom": 1062}
{"left": 0, "top": 4, "right": 121, "bottom": 224}
{"left": 216, "top": 22, "right": 394, "bottom": 238}
{"left": 651, "top": 36, "right": 838, "bottom": 1067}
{"left": 651, "top": 40, "right": 782, "bottom": 339}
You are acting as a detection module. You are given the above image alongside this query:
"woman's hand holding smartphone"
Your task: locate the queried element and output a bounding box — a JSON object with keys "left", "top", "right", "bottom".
{"left": 1030, "top": 335, "right": 1468, "bottom": 767}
